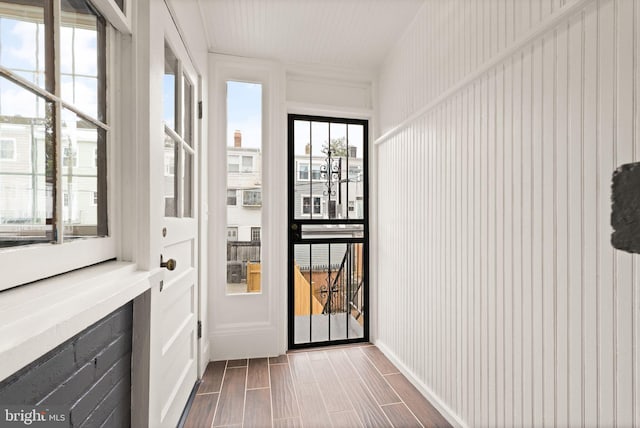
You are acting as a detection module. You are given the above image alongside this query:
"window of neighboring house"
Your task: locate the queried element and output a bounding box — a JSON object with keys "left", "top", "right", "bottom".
{"left": 242, "top": 155, "right": 252, "bottom": 172}
{"left": 227, "top": 155, "right": 239, "bottom": 173}
{"left": 63, "top": 147, "right": 77, "bottom": 167}
{"left": 251, "top": 227, "right": 260, "bottom": 242}
{"left": 243, "top": 189, "right": 261, "bottom": 207}
{"left": 63, "top": 193, "right": 69, "bottom": 207}
{"left": 0, "top": 138, "right": 16, "bottom": 160}
{"left": 298, "top": 163, "right": 309, "bottom": 180}
{"left": 297, "top": 162, "right": 321, "bottom": 181}
{"left": 93, "top": 191, "right": 98, "bottom": 205}
{"left": 302, "top": 196, "right": 322, "bottom": 215}
{"left": 227, "top": 189, "right": 237, "bottom": 205}
{"left": 226, "top": 227, "right": 238, "bottom": 241}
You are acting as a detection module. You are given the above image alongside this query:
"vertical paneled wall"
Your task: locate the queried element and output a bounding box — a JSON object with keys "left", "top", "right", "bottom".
{"left": 376, "top": 1, "right": 640, "bottom": 427}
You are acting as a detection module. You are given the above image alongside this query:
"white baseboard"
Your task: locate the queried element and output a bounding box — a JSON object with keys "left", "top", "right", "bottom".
{"left": 375, "top": 340, "right": 468, "bottom": 428}
{"left": 208, "top": 325, "right": 282, "bottom": 360}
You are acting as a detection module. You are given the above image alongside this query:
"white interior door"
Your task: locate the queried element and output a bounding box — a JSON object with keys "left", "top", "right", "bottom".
{"left": 148, "top": 10, "right": 200, "bottom": 427}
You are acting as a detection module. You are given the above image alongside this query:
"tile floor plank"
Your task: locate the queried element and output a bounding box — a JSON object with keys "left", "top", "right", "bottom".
{"left": 198, "top": 361, "right": 226, "bottom": 394}
{"left": 361, "top": 346, "right": 399, "bottom": 375}
{"left": 307, "top": 350, "right": 328, "bottom": 361}
{"left": 243, "top": 388, "right": 272, "bottom": 428}
{"left": 340, "top": 376, "right": 392, "bottom": 427}
{"left": 247, "top": 358, "right": 269, "bottom": 389}
{"left": 213, "top": 367, "right": 247, "bottom": 427}
{"left": 184, "top": 393, "right": 218, "bottom": 428}
{"left": 385, "top": 373, "right": 451, "bottom": 427}
{"left": 273, "top": 417, "right": 302, "bottom": 428}
{"left": 269, "top": 363, "right": 299, "bottom": 420}
{"left": 310, "top": 359, "right": 353, "bottom": 413}
{"left": 325, "top": 349, "right": 360, "bottom": 381}
{"left": 329, "top": 410, "right": 364, "bottom": 428}
{"left": 344, "top": 347, "right": 400, "bottom": 405}
{"left": 288, "top": 353, "right": 316, "bottom": 384}
{"left": 295, "top": 381, "right": 331, "bottom": 428}
{"left": 381, "top": 403, "right": 422, "bottom": 428}
{"left": 269, "top": 355, "right": 288, "bottom": 365}
{"left": 227, "top": 359, "right": 248, "bottom": 368}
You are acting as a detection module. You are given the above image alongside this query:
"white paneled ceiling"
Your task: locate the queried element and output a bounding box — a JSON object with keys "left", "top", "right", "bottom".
{"left": 196, "top": 0, "right": 425, "bottom": 70}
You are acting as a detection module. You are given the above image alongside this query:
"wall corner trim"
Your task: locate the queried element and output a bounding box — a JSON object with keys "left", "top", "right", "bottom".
{"left": 375, "top": 340, "right": 468, "bottom": 428}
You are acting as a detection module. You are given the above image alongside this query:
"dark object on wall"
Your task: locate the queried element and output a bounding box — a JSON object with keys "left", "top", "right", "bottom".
{"left": 611, "top": 162, "right": 640, "bottom": 253}
{"left": 0, "top": 303, "right": 133, "bottom": 428}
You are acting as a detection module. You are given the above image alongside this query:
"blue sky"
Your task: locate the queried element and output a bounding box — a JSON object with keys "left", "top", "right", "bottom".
{"left": 227, "top": 81, "right": 262, "bottom": 149}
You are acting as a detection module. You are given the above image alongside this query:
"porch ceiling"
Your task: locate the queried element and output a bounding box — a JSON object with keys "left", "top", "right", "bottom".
{"left": 195, "top": 0, "right": 425, "bottom": 70}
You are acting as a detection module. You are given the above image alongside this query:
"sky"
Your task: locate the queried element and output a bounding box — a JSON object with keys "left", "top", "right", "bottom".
{"left": 227, "top": 81, "right": 262, "bottom": 149}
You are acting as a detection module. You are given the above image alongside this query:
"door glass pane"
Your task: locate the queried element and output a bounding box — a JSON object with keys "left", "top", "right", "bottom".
{"left": 163, "top": 42, "right": 177, "bottom": 130}
{"left": 293, "top": 242, "right": 365, "bottom": 344}
{"left": 346, "top": 124, "right": 364, "bottom": 219}
{"left": 163, "top": 136, "right": 177, "bottom": 217}
{"left": 183, "top": 74, "right": 193, "bottom": 146}
{"left": 226, "top": 80, "right": 262, "bottom": 294}
{"left": 0, "top": 1, "right": 46, "bottom": 90}
{"left": 0, "top": 77, "right": 53, "bottom": 246}
{"left": 182, "top": 149, "right": 192, "bottom": 217}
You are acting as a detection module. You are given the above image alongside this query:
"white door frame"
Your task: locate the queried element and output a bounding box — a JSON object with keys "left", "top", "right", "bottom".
{"left": 207, "top": 54, "right": 287, "bottom": 360}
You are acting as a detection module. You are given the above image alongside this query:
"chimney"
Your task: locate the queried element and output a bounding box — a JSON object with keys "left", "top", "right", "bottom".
{"left": 234, "top": 130, "right": 242, "bottom": 147}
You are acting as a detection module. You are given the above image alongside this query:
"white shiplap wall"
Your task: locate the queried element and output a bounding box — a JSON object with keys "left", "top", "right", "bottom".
{"left": 376, "top": 0, "right": 640, "bottom": 427}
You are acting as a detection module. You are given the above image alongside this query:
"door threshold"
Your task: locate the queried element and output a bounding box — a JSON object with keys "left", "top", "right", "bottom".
{"left": 287, "top": 340, "right": 371, "bottom": 353}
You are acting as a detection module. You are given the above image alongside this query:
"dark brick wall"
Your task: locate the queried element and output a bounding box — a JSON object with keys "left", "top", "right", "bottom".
{"left": 0, "top": 303, "right": 133, "bottom": 428}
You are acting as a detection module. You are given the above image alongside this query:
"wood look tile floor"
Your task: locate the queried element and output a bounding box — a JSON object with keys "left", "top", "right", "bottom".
{"left": 184, "top": 344, "right": 451, "bottom": 428}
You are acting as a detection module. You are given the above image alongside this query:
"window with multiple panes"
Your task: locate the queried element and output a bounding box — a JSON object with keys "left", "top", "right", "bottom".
{"left": 243, "top": 189, "right": 261, "bottom": 207}
{"left": 0, "top": 138, "right": 15, "bottom": 160}
{"left": 163, "top": 41, "right": 194, "bottom": 218}
{"left": 227, "top": 189, "right": 237, "bottom": 205}
{"left": 0, "top": 0, "right": 107, "bottom": 246}
{"left": 226, "top": 227, "right": 238, "bottom": 241}
{"left": 250, "top": 227, "right": 260, "bottom": 242}
{"left": 302, "top": 196, "right": 322, "bottom": 215}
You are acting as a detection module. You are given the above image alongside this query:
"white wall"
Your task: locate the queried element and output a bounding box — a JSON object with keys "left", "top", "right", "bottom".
{"left": 376, "top": 0, "right": 640, "bottom": 427}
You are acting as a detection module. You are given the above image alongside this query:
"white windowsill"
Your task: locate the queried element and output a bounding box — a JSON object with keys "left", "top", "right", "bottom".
{"left": 0, "top": 261, "right": 153, "bottom": 381}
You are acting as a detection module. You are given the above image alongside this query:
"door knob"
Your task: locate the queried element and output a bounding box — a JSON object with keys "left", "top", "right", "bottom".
{"left": 160, "top": 255, "right": 177, "bottom": 271}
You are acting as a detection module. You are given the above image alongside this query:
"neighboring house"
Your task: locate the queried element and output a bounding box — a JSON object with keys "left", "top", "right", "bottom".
{"left": 226, "top": 130, "right": 262, "bottom": 243}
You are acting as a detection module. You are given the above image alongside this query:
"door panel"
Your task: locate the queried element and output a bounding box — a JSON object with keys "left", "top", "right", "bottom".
{"left": 148, "top": 8, "right": 199, "bottom": 426}
{"left": 288, "top": 115, "right": 368, "bottom": 349}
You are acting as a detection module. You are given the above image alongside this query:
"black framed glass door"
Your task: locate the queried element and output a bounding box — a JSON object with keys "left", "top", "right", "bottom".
{"left": 287, "top": 114, "right": 369, "bottom": 349}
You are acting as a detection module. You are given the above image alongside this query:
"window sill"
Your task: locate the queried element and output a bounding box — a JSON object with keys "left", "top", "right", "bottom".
{"left": 0, "top": 261, "right": 152, "bottom": 381}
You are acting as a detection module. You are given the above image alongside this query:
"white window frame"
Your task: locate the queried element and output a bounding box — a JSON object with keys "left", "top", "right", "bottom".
{"left": 0, "top": 138, "right": 16, "bottom": 161}
{"left": 242, "top": 189, "right": 262, "bottom": 207}
{"left": 63, "top": 146, "right": 78, "bottom": 168}
{"left": 296, "top": 161, "right": 322, "bottom": 182}
{"left": 226, "top": 188, "right": 237, "bottom": 206}
{"left": 250, "top": 227, "right": 260, "bottom": 242}
{"left": 227, "top": 226, "right": 238, "bottom": 241}
{"left": 241, "top": 155, "right": 253, "bottom": 172}
{"left": 300, "top": 195, "right": 323, "bottom": 216}
{"left": 0, "top": 0, "right": 125, "bottom": 291}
